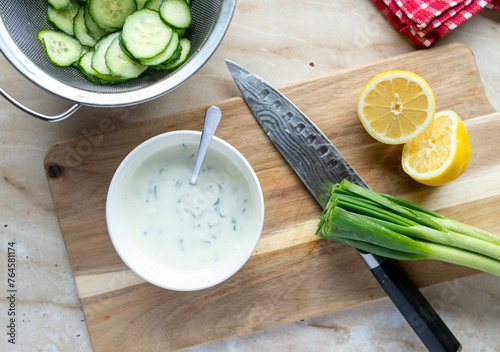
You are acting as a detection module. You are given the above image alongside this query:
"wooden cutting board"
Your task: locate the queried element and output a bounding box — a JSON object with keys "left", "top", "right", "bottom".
{"left": 45, "top": 42, "right": 500, "bottom": 351}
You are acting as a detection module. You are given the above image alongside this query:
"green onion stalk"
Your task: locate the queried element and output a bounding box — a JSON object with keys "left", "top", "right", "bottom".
{"left": 315, "top": 180, "right": 500, "bottom": 276}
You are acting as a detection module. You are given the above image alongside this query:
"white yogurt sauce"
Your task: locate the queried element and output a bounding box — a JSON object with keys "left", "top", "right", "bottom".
{"left": 117, "top": 142, "right": 258, "bottom": 271}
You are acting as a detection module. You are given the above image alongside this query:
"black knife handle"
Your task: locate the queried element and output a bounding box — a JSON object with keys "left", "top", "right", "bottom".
{"left": 370, "top": 259, "right": 461, "bottom": 352}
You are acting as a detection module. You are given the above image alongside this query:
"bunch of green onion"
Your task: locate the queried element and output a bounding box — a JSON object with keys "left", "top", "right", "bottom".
{"left": 316, "top": 180, "right": 500, "bottom": 276}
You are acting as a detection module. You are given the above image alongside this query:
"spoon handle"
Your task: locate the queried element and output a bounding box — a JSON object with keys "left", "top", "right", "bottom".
{"left": 190, "top": 106, "right": 222, "bottom": 184}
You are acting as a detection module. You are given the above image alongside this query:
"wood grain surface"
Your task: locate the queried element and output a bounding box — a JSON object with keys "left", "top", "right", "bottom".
{"left": 45, "top": 43, "right": 499, "bottom": 351}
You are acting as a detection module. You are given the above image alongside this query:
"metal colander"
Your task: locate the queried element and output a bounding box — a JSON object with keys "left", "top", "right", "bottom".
{"left": 0, "top": 0, "right": 236, "bottom": 121}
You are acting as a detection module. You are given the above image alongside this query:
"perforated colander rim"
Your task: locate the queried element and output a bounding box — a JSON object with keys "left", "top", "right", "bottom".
{"left": 0, "top": 0, "right": 236, "bottom": 107}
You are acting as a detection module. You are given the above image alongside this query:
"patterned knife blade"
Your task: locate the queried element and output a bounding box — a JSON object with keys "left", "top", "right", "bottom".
{"left": 226, "top": 59, "right": 461, "bottom": 352}
{"left": 227, "top": 62, "right": 368, "bottom": 207}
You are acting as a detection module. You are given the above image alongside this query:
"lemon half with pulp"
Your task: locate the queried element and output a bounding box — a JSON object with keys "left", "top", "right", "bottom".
{"left": 357, "top": 70, "right": 435, "bottom": 144}
{"left": 402, "top": 110, "right": 471, "bottom": 186}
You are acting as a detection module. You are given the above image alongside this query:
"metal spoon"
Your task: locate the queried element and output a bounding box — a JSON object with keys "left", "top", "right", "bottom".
{"left": 190, "top": 106, "right": 222, "bottom": 184}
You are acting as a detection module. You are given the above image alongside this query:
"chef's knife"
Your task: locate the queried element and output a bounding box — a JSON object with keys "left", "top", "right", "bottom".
{"left": 226, "top": 60, "right": 461, "bottom": 352}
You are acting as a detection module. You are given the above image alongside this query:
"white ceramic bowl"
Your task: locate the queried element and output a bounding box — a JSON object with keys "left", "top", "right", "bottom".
{"left": 106, "top": 130, "right": 264, "bottom": 291}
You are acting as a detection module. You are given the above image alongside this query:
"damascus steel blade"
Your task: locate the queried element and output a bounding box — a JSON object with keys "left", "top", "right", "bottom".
{"left": 226, "top": 59, "right": 368, "bottom": 208}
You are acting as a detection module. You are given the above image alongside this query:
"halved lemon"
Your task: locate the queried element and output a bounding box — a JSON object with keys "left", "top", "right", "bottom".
{"left": 357, "top": 70, "right": 435, "bottom": 144}
{"left": 402, "top": 110, "right": 471, "bottom": 186}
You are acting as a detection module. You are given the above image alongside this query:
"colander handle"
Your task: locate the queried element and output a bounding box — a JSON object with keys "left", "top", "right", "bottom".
{"left": 0, "top": 86, "right": 81, "bottom": 122}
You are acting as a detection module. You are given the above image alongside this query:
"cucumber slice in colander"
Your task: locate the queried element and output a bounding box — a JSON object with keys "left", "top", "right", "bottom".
{"left": 37, "top": 29, "right": 82, "bottom": 67}
{"left": 146, "top": 0, "right": 191, "bottom": 11}
{"left": 88, "top": 0, "right": 137, "bottom": 31}
{"left": 74, "top": 6, "right": 97, "bottom": 47}
{"left": 136, "top": 0, "right": 149, "bottom": 10}
{"left": 79, "top": 51, "right": 129, "bottom": 85}
{"left": 48, "top": 0, "right": 71, "bottom": 11}
{"left": 159, "top": 0, "right": 192, "bottom": 29}
{"left": 84, "top": 5, "right": 107, "bottom": 40}
{"left": 152, "top": 37, "right": 190, "bottom": 71}
{"left": 47, "top": 0, "right": 81, "bottom": 36}
{"left": 92, "top": 32, "right": 121, "bottom": 75}
{"left": 139, "top": 31, "right": 180, "bottom": 66}
{"left": 105, "top": 35, "right": 148, "bottom": 79}
{"left": 121, "top": 9, "right": 173, "bottom": 60}
{"left": 144, "top": 0, "right": 163, "bottom": 11}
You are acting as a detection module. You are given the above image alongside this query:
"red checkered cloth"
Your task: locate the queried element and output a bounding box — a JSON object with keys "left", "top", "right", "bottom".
{"left": 487, "top": 0, "right": 500, "bottom": 10}
{"left": 373, "top": 0, "right": 500, "bottom": 47}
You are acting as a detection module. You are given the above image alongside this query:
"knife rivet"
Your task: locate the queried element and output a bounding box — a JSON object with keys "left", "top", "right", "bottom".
{"left": 284, "top": 112, "right": 293, "bottom": 122}
{"left": 273, "top": 100, "right": 282, "bottom": 110}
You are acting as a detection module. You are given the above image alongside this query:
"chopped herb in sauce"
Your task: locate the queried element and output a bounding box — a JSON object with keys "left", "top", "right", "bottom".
{"left": 117, "top": 141, "right": 257, "bottom": 271}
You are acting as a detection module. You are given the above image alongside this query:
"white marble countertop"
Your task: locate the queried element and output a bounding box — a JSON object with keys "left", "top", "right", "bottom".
{"left": 1, "top": 1, "right": 499, "bottom": 351}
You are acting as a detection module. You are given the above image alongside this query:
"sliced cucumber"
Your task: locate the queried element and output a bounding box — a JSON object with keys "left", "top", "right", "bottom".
{"left": 73, "top": 6, "right": 97, "bottom": 46}
{"left": 121, "top": 9, "right": 173, "bottom": 60}
{"left": 49, "top": 0, "right": 71, "bottom": 11}
{"left": 118, "top": 39, "right": 141, "bottom": 63}
{"left": 159, "top": 0, "right": 192, "bottom": 29}
{"left": 84, "top": 5, "right": 107, "bottom": 40}
{"left": 47, "top": 0, "right": 81, "bottom": 36}
{"left": 136, "top": 0, "right": 149, "bottom": 10}
{"left": 88, "top": 0, "right": 137, "bottom": 31}
{"left": 161, "top": 41, "right": 181, "bottom": 65}
{"left": 92, "top": 32, "right": 120, "bottom": 75}
{"left": 176, "top": 28, "right": 186, "bottom": 38}
{"left": 105, "top": 36, "right": 148, "bottom": 79}
{"left": 152, "top": 37, "right": 190, "bottom": 71}
{"left": 37, "top": 29, "right": 82, "bottom": 67}
{"left": 79, "top": 50, "right": 129, "bottom": 85}
{"left": 40, "top": 0, "right": 194, "bottom": 85}
{"left": 144, "top": 0, "right": 163, "bottom": 11}
{"left": 81, "top": 45, "right": 91, "bottom": 56}
{"left": 139, "top": 31, "right": 179, "bottom": 66}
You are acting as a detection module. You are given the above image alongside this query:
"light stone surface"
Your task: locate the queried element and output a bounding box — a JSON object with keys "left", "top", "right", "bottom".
{"left": 0, "top": 1, "right": 499, "bottom": 351}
